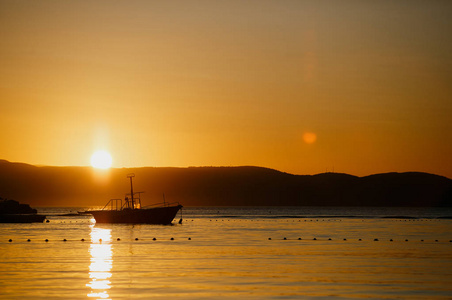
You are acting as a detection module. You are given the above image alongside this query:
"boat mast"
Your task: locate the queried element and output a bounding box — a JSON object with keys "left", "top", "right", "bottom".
{"left": 127, "top": 173, "right": 135, "bottom": 209}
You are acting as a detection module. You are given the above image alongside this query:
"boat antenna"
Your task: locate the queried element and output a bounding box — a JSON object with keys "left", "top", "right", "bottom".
{"left": 127, "top": 173, "right": 135, "bottom": 209}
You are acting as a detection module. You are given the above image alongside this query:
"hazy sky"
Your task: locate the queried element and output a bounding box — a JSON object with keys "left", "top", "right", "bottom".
{"left": 1, "top": 0, "right": 451, "bottom": 178}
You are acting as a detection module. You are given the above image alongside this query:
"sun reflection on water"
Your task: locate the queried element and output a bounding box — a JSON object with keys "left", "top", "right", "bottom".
{"left": 87, "top": 226, "right": 112, "bottom": 300}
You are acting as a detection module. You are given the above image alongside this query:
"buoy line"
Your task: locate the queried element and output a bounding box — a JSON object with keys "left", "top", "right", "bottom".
{"left": 266, "top": 237, "right": 451, "bottom": 242}
{"left": 5, "top": 237, "right": 451, "bottom": 243}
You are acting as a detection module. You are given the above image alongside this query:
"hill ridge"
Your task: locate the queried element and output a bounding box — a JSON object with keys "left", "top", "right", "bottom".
{"left": 1, "top": 160, "right": 451, "bottom": 207}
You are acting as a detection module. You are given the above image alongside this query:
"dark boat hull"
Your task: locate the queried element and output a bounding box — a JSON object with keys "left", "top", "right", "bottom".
{"left": 0, "top": 214, "right": 46, "bottom": 223}
{"left": 89, "top": 205, "right": 182, "bottom": 225}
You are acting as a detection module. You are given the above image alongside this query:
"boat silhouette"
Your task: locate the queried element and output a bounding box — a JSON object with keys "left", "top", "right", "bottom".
{"left": 84, "top": 174, "right": 182, "bottom": 224}
{"left": 0, "top": 199, "right": 46, "bottom": 223}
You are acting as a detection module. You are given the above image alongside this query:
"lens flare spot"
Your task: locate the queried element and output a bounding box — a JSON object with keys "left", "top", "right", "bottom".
{"left": 303, "top": 132, "right": 317, "bottom": 144}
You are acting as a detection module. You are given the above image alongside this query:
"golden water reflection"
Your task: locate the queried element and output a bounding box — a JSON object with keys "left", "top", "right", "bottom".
{"left": 87, "top": 226, "right": 112, "bottom": 300}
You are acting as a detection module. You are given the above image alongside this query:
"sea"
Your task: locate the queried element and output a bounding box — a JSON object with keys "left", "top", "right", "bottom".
{"left": 1, "top": 206, "right": 451, "bottom": 299}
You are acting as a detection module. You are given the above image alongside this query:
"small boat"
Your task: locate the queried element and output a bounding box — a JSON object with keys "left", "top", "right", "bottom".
{"left": 0, "top": 199, "right": 46, "bottom": 223}
{"left": 85, "top": 174, "right": 182, "bottom": 225}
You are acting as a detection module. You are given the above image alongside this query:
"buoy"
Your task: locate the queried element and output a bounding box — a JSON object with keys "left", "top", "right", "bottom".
{"left": 188, "top": 237, "right": 191, "bottom": 240}
{"left": 405, "top": 239, "right": 408, "bottom": 241}
{"left": 8, "top": 239, "right": 12, "bottom": 242}
{"left": 374, "top": 239, "right": 378, "bottom": 241}
{"left": 328, "top": 238, "right": 332, "bottom": 241}
{"left": 268, "top": 238, "right": 271, "bottom": 240}
{"left": 435, "top": 240, "right": 438, "bottom": 242}
{"left": 358, "top": 239, "right": 362, "bottom": 241}
{"left": 390, "top": 239, "right": 393, "bottom": 242}
{"left": 99, "top": 238, "right": 102, "bottom": 242}
{"left": 343, "top": 238, "right": 347, "bottom": 241}
{"left": 117, "top": 238, "right": 120, "bottom": 241}
{"left": 46, "top": 220, "right": 50, "bottom": 223}
{"left": 153, "top": 238, "right": 156, "bottom": 241}
{"left": 313, "top": 238, "right": 317, "bottom": 240}
{"left": 27, "top": 239, "right": 31, "bottom": 242}
{"left": 283, "top": 237, "right": 287, "bottom": 240}
{"left": 81, "top": 238, "right": 85, "bottom": 242}
{"left": 170, "top": 237, "right": 174, "bottom": 240}
{"left": 45, "top": 239, "right": 49, "bottom": 242}
{"left": 63, "top": 239, "right": 67, "bottom": 242}
{"left": 421, "top": 240, "right": 424, "bottom": 242}
{"left": 298, "top": 238, "right": 301, "bottom": 240}
{"left": 135, "top": 238, "right": 139, "bottom": 241}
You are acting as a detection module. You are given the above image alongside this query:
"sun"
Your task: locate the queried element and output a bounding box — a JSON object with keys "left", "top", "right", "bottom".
{"left": 90, "top": 150, "right": 113, "bottom": 169}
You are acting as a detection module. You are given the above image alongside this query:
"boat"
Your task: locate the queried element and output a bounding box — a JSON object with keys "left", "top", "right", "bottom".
{"left": 85, "top": 174, "right": 183, "bottom": 225}
{"left": 0, "top": 199, "right": 46, "bottom": 223}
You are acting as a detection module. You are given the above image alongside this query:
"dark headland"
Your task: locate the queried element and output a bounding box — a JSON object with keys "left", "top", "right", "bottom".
{"left": 0, "top": 159, "right": 451, "bottom": 207}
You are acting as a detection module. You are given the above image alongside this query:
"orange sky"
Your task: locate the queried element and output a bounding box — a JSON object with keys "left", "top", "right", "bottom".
{"left": 1, "top": 0, "right": 451, "bottom": 178}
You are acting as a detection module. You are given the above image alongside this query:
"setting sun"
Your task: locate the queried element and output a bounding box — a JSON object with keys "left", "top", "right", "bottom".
{"left": 90, "top": 151, "right": 113, "bottom": 169}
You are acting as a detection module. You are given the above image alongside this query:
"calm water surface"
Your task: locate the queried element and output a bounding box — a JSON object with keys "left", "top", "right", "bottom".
{"left": 1, "top": 207, "right": 451, "bottom": 299}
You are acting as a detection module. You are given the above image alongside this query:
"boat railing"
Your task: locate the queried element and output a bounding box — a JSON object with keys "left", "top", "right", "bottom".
{"left": 142, "top": 201, "right": 181, "bottom": 209}
{"left": 102, "top": 198, "right": 122, "bottom": 211}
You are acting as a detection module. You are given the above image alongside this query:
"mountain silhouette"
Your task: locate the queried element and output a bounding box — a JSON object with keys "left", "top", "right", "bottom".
{"left": 1, "top": 160, "right": 451, "bottom": 207}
